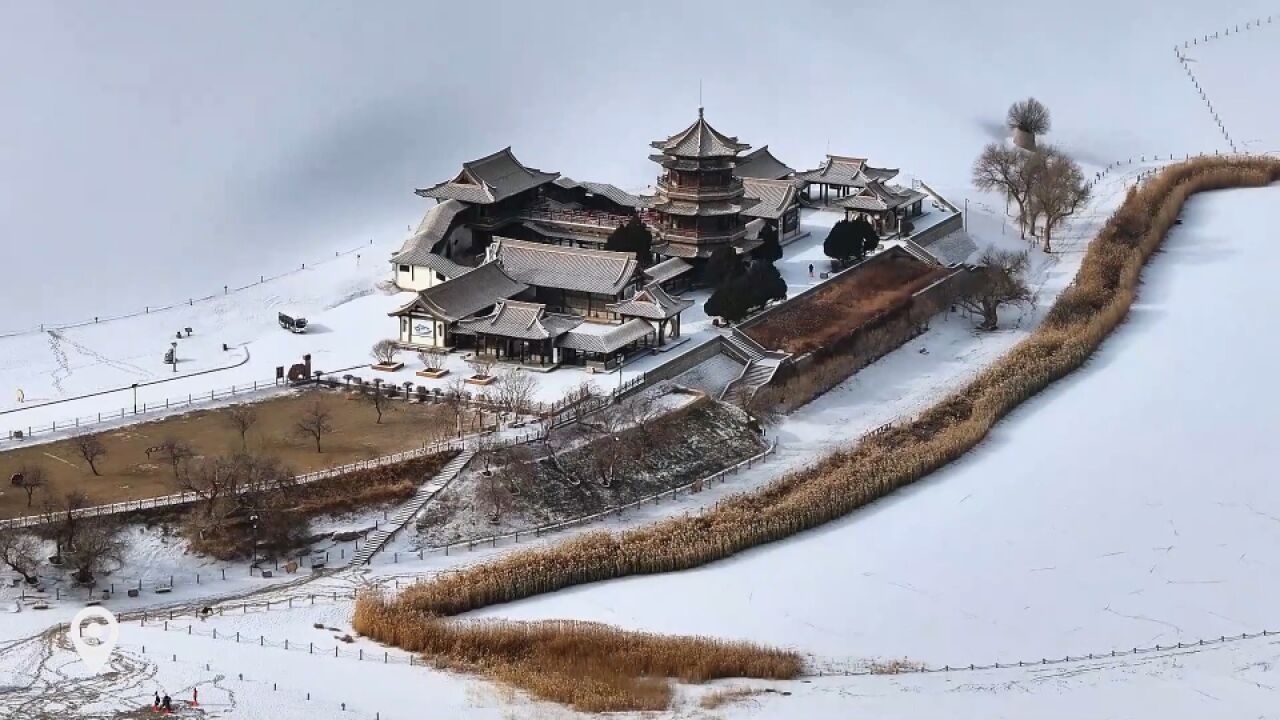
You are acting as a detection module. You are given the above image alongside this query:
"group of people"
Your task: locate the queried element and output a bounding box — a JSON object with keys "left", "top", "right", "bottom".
{"left": 152, "top": 687, "right": 198, "bottom": 713}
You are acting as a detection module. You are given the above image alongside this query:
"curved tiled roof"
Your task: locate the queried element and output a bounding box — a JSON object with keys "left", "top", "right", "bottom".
{"left": 552, "top": 177, "right": 643, "bottom": 208}
{"left": 455, "top": 300, "right": 581, "bottom": 340}
{"left": 733, "top": 146, "right": 795, "bottom": 180}
{"left": 558, "top": 318, "right": 655, "bottom": 354}
{"left": 607, "top": 283, "right": 693, "bottom": 320}
{"left": 642, "top": 257, "right": 693, "bottom": 285}
{"left": 415, "top": 147, "right": 558, "bottom": 205}
{"left": 650, "top": 109, "right": 750, "bottom": 159}
{"left": 388, "top": 262, "right": 526, "bottom": 322}
{"left": 740, "top": 177, "right": 800, "bottom": 220}
{"left": 796, "top": 154, "right": 899, "bottom": 187}
{"left": 492, "top": 237, "right": 639, "bottom": 296}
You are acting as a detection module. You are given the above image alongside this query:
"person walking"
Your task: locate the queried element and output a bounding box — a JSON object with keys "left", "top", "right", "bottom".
{"left": 153, "top": 692, "right": 160, "bottom": 712}
{"left": 808, "top": 263, "right": 814, "bottom": 278}
{"left": 162, "top": 693, "right": 172, "bottom": 713}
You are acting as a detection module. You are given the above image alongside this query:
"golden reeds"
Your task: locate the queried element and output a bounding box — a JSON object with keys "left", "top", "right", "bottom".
{"left": 357, "top": 157, "right": 1280, "bottom": 711}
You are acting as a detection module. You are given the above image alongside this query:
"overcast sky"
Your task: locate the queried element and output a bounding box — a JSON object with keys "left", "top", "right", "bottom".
{"left": 0, "top": 1, "right": 1269, "bottom": 330}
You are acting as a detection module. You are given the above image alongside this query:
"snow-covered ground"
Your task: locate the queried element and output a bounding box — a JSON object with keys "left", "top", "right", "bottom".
{"left": 6, "top": 2, "right": 1280, "bottom": 718}
{"left": 478, "top": 185, "right": 1280, "bottom": 664}
{"left": 0, "top": 210, "right": 848, "bottom": 447}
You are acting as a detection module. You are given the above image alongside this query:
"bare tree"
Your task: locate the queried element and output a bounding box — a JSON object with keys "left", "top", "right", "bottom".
{"left": 0, "top": 529, "right": 43, "bottom": 584}
{"left": 157, "top": 437, "right": 195, "bottom": 482}
{"left": 973, "top": 143, "right": 1038, "bottom": 238}
{"left": 371, "top": 339, "right": 400, "bottom": 366}
{"left": 493, "top": 368, "right": 539, "bottom": 420}
{"left": 72, "top": 434, "right": 107, "bottom": 476}
{"left": 466, "top": 356, "right": 496, "bottom": 380}
{"left": 1007, "top": 97, "right": 1051, "bottom": 148}
{"left": 957, "top": 248, "right": 1034, "bottom": 330}
{"left": 10, "top": 464, "right": 47, "bottom": 507}
{"left": 295, "top": 400, "right": 335, "bottom": 453}
{"left": 1027, "top": 150, "right": 1090, "bottom": 252}
{"left": 365, "top": 381, "right": 390, "bottom": 424}
{"left": 36, "top": 490, "right": 89, "bottom": 559}
{"left": 475, "top": 470, "right": 514, "bottom": 522}
{"left": 418, "top": 348, "right": 447, "bottom": 372}
{"left": 64, "top": 519, "right": 125, "bottom": 585}
{"left": 443, "top": 378, "right": 469, "bottom": 436}
{"left": 225, "top": 404, "right": 259, "bottom": 450}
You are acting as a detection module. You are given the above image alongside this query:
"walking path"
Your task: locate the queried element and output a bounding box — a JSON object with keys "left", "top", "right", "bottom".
{"left": 349, "top": 449, "right": 476, "bottom": 566}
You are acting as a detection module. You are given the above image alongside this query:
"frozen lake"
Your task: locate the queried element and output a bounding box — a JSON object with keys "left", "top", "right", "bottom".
{"left": 479, "top": 185, "right": 1280, "bottom": 665}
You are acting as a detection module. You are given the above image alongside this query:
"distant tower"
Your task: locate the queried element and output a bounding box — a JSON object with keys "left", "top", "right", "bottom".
{"left": 648, "top": 109, "right": 751, "bottom": 259}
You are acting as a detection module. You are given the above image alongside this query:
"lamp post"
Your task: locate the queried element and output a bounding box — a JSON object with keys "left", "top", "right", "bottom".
{"left": 131, "top": 383, "right": 138, "bottom": 414}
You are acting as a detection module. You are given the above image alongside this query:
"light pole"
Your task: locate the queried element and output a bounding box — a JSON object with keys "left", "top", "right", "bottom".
{"left": 131, "top": 383, "right": 138, "bottom": 414}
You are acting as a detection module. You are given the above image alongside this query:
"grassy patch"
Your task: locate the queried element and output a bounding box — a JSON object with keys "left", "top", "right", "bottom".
{"left": 0, "top": 388, "right": 460, "bottom": 520}
{"left": 745, "top": 249, "right": 946, "bottom": 355}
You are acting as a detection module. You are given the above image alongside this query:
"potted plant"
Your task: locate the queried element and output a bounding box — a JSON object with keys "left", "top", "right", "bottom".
{"left": 415, "top": 349, "right": 450, "bottom": 379}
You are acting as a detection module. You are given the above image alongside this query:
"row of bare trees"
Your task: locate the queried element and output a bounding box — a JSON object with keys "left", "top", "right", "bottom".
{"left": 0, "top": 490, "right": 125, "bottom": 586}
{"left": 973, "top": 142, "right": 1090, "bottom": 252}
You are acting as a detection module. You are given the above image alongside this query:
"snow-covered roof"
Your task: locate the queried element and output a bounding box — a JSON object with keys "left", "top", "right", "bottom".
{"left": 796, "top": 154, "right": 899, "bottom": 187}
{"left": 650, "top": 109, "right": 750, "bottom": 159}
{"left": 913, "top": 230, "right": 978, "bottom": 267}
{"left": 740, "top": 177, "right": 800, "bottom": 220}
{"left": 454, "top": 300, "right": 581, "bottom": 340}
{"left": 557, "top": 318, "right": 655, "bottom": 354}
{"left": 552, "top": 177, "right": 643, "bottom": 208}
{"left": 388, "top": 262, "right": 526, "bottom": 322}
{"left": 607, "top": 283, "right": 693, "bottom": 320}
{"left": 492, "top": 237, "right": 639, "bottom": 296}
{"left": 415, "top": 147, "right": 559, "bottom": 205}
{"left": 642, "top": 257, "right": 693, "bottom": 285}
{"left": 390, "top": 199, "right": 469, "bottom": 270}
{"left": 733, "top": 146, "right": 796, "bottom": 180}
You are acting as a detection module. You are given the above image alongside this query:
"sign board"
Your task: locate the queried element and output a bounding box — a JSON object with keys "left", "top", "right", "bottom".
{"left": 413, "top": 322, "right": 435, "bottom": 338}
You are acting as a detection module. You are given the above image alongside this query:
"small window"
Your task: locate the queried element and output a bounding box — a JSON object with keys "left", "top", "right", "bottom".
{"left": 436, "top": 272, "right": 445, "bottom": 281}
{"left": 399, "top": 264, "right": 411, "bottom": 273}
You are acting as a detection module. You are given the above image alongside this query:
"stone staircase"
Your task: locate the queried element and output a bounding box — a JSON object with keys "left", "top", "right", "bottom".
{"left": 350, "top": 449, "right": 475, "bottom": 566}
{"left": 720, "top": 329, "right": 790, "bottom": 407}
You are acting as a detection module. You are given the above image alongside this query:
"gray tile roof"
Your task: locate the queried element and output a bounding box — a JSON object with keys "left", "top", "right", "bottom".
{"left": 796, "top": 154, "right": 900, "bottom": 187}
{"left": 649, "top": 198, "right": 744, "bottom": 217}
{"left": 740, "top": 177, "right": 800, "bottom": 220}
{"left": 607, "top": 283, "right": 693, "bottom": 320}
{"left": 650, "top": 109, "right": 750, "bottom": 159}
{"left": 389, "top": 249, "right": 471, "bottom": 278}
{"left": 415, "top": 147, "right": 558, "bottom": 205}
{"left": 390, "top": 198, "right": 469, "bottom": 269}
{"left": 521, "top": 221, "right": 608, "bottom": 247}
{"left": 557, "top": 318, "right": 655, "bottom": 354}
{"left": 455, "top": 300, "right": 581, "bottom": 340}
{"left": 733, "top": 146, "right": 795, "bottom": 180}
{"left": 552, "top": 177, "right": 643, "bottom": 208}
{"left": 388, "top": 261, "right": 527, "bottom": 322}
{"left": 493, "top": 237, "right": 639, "bottom": 296}
{"left": 837, "top": 181, "right": 926, "bottom": 213}
{"left": 915, "top": 230, "right": 979, "bottom": 267}
{"left": 642, "top": 257, "right": 693, "bottom": 285}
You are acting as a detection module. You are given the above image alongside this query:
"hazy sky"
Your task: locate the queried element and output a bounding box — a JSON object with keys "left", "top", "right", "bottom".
{"left": 0, "top": 1, "right": 1268, "bottom": 330}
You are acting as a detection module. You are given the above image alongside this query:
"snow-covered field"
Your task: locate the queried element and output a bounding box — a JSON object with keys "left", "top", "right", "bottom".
{"left": 5, "top": 2, "right": 1280, "bottom": 718}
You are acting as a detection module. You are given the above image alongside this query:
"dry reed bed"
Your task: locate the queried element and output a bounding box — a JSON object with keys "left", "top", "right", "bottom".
{"left": 355, "top": 157, "right": 1280, "bottom": 710}
{"left": 352, "top": 592, "right": 801, "bottom": 712}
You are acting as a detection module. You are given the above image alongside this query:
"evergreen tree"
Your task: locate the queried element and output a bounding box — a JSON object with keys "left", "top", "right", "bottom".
{"left": 851, "top": 218, "right": 879, "bottom": 260}
{"left": 823, "top": 219, "right": 859, "bottom": 267}
{"left": 752, "top": 223, "right": 783, "bottom": 262}
{"left": 704, "top": 275, "right": 751, "bottom": 323}
{"left": 746, "top": 261, "right": 787, "bottom": 307}
{"left": 604, "top": 215, "right": 653, "bottom": 266}
{"left": 703, "top": 246, "right": 744, "bottom": 287}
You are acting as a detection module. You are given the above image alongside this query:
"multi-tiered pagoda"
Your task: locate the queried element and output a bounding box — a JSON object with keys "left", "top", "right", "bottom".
{"left": 648, "top": 109, "right": 753, "bottom": 259}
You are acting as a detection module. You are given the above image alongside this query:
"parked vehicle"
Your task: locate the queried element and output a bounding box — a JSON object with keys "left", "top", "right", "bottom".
{"left": 278, "top": 312, "right": 308, "bottom": 333}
